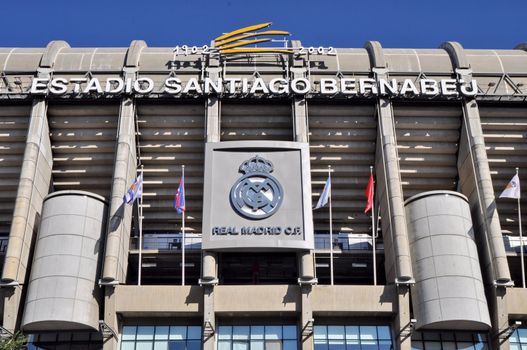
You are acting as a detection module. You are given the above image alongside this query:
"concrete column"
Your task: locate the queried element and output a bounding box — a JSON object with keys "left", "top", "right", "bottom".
{"left": 442, "top": 41, "right": 512, "bottom": 349}
{"left": 299, "top": 285, "right": 313, "bottom": 350}
{"left": 101, "top": 96, "right": 137, "bottom": 283}
{"left": 101, "top": 40, "right": 147, "bottom": 284}
{"left": 393, "top": 286, "right": 411, "bottom": 350}
{"left": 365, "top": 41, "right": 413, "bottom": 283}
{"left": 1, "top": 77, "right": 54, "bottom": 330}
{"left": 203, "top": 285, "right": 216, "bottom": 350}
{"left": 291, "top": 40, "right": 308, "bottom": 143}
{"left": 103, "top": 287, "right": 119, "bottom": 350}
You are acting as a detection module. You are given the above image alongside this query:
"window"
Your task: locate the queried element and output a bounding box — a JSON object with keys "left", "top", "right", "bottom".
{"left": 411, "top": 332, "right": 489, "bottom": 350}
{"left": 510, "top": 328, "right": 527, "bottom": 350}
{"left": 314, "top": 325, "right": 393, "bottom": 350}
{"left": 217, "top": 325, "right": 297, "bottom": 350}
{"left": 121, "top": 325, "right": 202, "bottom": 350}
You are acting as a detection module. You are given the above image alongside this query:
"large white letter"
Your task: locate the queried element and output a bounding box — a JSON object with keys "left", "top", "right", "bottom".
{"left": 105, "top": 78, "right": 124, "bottom": 94}
{"left": 340, "top": 79, "right": 357, "bottom": 94}
{"left": 133, "top": 77, "right": 154, "bottom": 94}
{"left": 269, "top": 78, "right": 289, "bottom": 94}
{"left": 379, "top": 79, "right": 398, "bottom": 95}
{"left": 321, "top": 79, "right": 338, "bottom": 94}
{"left": 420, "top": 79, "right": 439, "bottom": 96}
{"left": 359, "top": 78, "right": 378, "bottom": 95}
{"left": 291, "top": 78, "right": 311, "bottom": 94}
{"left": 440, "top": 79, "right": 458, "bottom": 96}
{"left": 460, "top": 79, "right": 478, "bottom": 96}
{"left": 30, "top": 78, "right": 49, "bottom": 94}
{"left": 249, "top": 78, "right": 270, "bottom": 94}
{"left": 204, "top": 78, "right": 223, "bottom": 94}
{"left": 84, "top": 78, "right": 103, "bottom": 94}
{"left": 182, "top": 78, "right": 203, "bottom": 94}
{"left": 49, "top": 78, "right": 68, "bottom": 95}
{"left": 164, "top": 77, "right": 182, "bottom": 94}
{"left": 400, "top": 79, "right": 419, "bottom": 95}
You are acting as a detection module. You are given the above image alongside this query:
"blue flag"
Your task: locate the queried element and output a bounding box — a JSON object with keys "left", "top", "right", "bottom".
{"left": 123, "top": 174, "right": 143, "bottom": 204}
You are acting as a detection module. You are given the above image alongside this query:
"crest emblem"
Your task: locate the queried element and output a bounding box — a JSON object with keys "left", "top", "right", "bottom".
{"left": 230, "top": 155, "right": 284, "bottom": 220}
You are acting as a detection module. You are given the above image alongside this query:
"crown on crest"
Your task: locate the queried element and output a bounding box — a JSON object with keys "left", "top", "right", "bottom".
{"left": 239, "top": 155, "right": 274, "bottom": 174}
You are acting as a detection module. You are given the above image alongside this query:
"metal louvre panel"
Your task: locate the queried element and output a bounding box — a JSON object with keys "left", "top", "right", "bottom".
{"left": 220, "top": 102, "right": 293, "bottom": 141}
{"left": 393, "top": 105, "right": 462, "bottom": 199}
{"left": 0, "top": 105, "right": 30, "bottom": 233}
{"left": 48, "top": 104, "right": 119, "bottom": 199}
{"left": 137, "top": 103, "right": 205, "bottom": 233}
{"left": 480, "top": 106, "right": 527, "bottom": 235}
{"left": 308, "top": 104, "right": 376, "bottom": 234}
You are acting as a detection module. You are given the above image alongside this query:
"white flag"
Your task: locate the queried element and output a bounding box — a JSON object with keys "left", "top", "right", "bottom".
{"left": 314, "top": 176, "right": 331, "bottom": 209}
{"left": 499, "top": 174, "right": 521, "bottom": 199}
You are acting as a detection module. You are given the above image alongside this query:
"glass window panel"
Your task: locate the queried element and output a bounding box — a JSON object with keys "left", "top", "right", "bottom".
{"left": 170, "top": 327, "right": 187, "bottom": 341}
{"left": 456, "top": 333, "right": 473, "bottom": 342}
{"left": 218, "top": 340, "right": 232, "bottom": 350}
{"left": 251, "top": 340, "right": 264, "bottom": 350}
{"left": 423, "top": 342, "right": 441, "bottom": 350}
{"left": 315, "top": 341, "right": 329, "bottom": 350}
{"left": 251, "top": 327, "right": 265, "bottom": 340}
{"left": 457, "top": 342, "right": 475, "bottom": 350}
{"left": 136, "top": 341, "right": 154, "bottom": 350}
{"left": 121, "top": 342, "right": 136, "bottom": 350}
{"left": 443, "top": 341, "right": 456, "bottom": 350}
{"left": 411, "top": 341, "right": 424, "bottom": 350}
{"left": 187, "top": 340, "right": 201, "bottom": 350}
{"left": 359, "top": 327, "right": 377, "bottom": 341}
{"left": 314, "top": 326, "right": 328, "bottom": 340}
{"left": 441, "top": 333, "right": 455, "bottom": 342}
{"left": 218, "top": 327, "right": 233, "bottom": 340}
{"left": 345, "top": 327, "right": 359, "bottom": 341}
{"left": 510, "top": 344, "right": 521, "bottom": 350}
{"left": 474, "top": 343, "right": 488, "bottom": 350}
{"left": 329, "top": 339, "right": 346, "bottom": 350}
{"left": 328, "top": 326, "right": 345, "bottom": 340}
{"left": 137, "top": 327, "right": 156, "bottom": 340}
{"left": 168, "top": 341, "right": 186, "bottom": 350}
{"left": 379, "top": 340, "right": 392, "bottom": 350}
{"left": 283, "top": 326, "right": 297, "bottom": 340}
{"left": 475, "top": 334, "right": 488, "bottom": 343}
{"left": 265, "top": 340, "right": 282, "bottom": 350}
{"left": 265, "top": 326, "right": 282, "bottom": 340}
{"left": 187, "top": 327, "right": 202, "bottom": 340}
{"left": 155, "top": 327, "right": 170, "bottom": 340}
{"left": 346, "top": 343, "right": 361, "bottom": 350}
{"left": 283, "top": 340, "right": 297, "bottom": 350}
{"left": 123, "top": 326, "right": 138, "bottom": 341}
{"left": 377, "top": 327, "right": 391, "bottom": 340}
{"left": 360, "top": 342, "right": 378, "bottom": 350}
{"left": 233, "top": 327, "right": 250, "bottom": 340}
{"left": 423, "top": 333, "right": 440, "bottom": 341}
{"left": 520, "top": 344, "right": 527, "bottom": 350}
{"left": 519, "top": 329, "right": 527, "bottom": 343}
{"left": 154, "top": 341, "right": 169, "bottom": 350}
{"left": 411, "top": 333, "right": 422, "bottom": 341}
{"left": 233, "top": 340, "right": 249, "bottom": 350}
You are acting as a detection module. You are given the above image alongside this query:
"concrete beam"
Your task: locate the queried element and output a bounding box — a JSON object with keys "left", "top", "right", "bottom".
{"left": 40, "top": 40, "right": 70, "bottom": 68}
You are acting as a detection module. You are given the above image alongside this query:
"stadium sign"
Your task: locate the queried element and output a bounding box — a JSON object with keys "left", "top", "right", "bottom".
{"left": 29, "top": 76, "right": 479, "bottom": 97}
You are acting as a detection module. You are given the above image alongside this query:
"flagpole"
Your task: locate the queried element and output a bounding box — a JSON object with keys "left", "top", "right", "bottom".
{"left": 370, "top": 166, "right": 377, "bottom": 286}
{"left": 328, "top": 165, "right": 334, "bottom": 286}
{"left": 517, "top": 167, "right": 525, "bottom": 288}
{"left": 138, "top": 165, "right": 144, "bottom": 286}
{"left": 182, "top": 165, "right": 186, "bottom": 286}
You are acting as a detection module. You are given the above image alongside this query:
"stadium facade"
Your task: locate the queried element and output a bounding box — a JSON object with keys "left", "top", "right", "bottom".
{"left": 0, "top": 37, "right": 525, "bottom": 350}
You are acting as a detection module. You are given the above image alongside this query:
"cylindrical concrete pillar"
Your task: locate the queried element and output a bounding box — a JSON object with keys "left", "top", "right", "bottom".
{"left": 202, "top": 251, "right": 217, "bottom": 281}
{"left": 405, "top": 191, "right": 491, "bottom": 330}
{"left": 299, "top": 250, "right": 315, "bottom": 280}
{"left": 22, "top": 191, "right": 107, "bottom": 331}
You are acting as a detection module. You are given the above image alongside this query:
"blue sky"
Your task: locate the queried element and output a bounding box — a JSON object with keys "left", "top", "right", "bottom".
{"left": 3, "top": 0, "right": 526, "bottom": 49}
